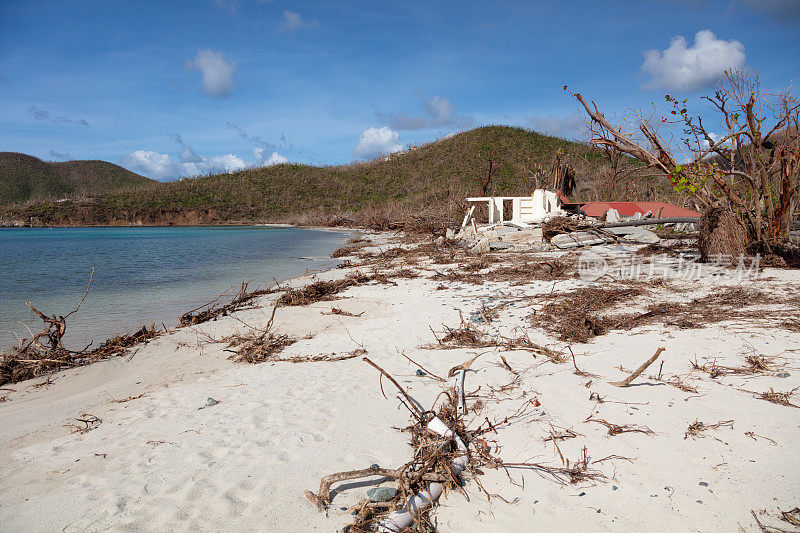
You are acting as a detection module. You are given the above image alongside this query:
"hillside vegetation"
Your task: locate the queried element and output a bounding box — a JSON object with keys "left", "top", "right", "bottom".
{"left": 1, "top": 127, "right": 681, "bottom": 227}
{"left": 0, "top": 152, "right": 154, "bottom": 206}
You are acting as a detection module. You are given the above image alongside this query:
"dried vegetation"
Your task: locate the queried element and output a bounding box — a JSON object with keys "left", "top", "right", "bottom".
{"left": 531, "top": 287, "right": 645, "bottom": 343}
{"left": 1, "top": 283, "right": 161, "bottom": 385}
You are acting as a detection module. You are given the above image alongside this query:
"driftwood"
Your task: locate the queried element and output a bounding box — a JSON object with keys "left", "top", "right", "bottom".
{"left": 305, "top": 357, "right": 469, "bottom": 531}
{"left": 610, "top": 347, "right": 665, "bottom": 387}
{"left": 1, "top": 269, "right": 162, "bottom": 385}
{"left": 180, "top": 282, "right": 273, "bottom": 326}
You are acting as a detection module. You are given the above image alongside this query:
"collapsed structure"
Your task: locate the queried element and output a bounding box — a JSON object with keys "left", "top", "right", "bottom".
{"left": 453, "top": 189, "right": 700, "bottom": 253}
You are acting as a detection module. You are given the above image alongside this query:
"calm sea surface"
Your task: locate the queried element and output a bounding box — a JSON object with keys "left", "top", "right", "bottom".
{"left": 0, "top": 226, "right": 349, "bottom": 352}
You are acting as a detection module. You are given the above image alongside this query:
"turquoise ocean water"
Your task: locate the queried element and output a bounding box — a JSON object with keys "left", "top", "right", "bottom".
{"left": 0, "top": 226, "right": 348, "bottom": 352}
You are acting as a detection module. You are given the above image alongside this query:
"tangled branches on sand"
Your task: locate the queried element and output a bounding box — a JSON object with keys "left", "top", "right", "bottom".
{"left": 755, "top": 387, "right": 800, "bottom": 408}
{"left": 225, "top": 330, "right": 298, "bottom": 364}
{"left": 223, "top": 304, "right": 367, "bottom": 364}
{"left": 276, "top": 271, "right": 395, "bottom": 307}
{"left": 305, "top": 357, "right": 473, "bottom": 531}
{"left": 692, "top": 354, "right": 778, "bottom": 379}
{"left": 305, "top": 358, "right": 606, "bottom": 531}
{"left": 1, "top": 288, "right": 161, "bottom": 386}
{"left": 180, "top": 282, "right": 274, "bottom": 326}
{"left": 541, "top": 216, "right": 593, "bottom": 243}
{"left": 428, "top": 314, "right": 565, "bottom": 362}
{"left": 531, "top": 287, "right": 645, "bottom": 343}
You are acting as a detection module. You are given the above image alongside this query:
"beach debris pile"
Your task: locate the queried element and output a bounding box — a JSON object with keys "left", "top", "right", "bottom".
{"left": 426, "top": 311, "right": 565, "bottom": 362}
{"left": 0, "top": 269, "right": 163, "bottom": 385}
{"left": 305, "top": 356, "right": 475, "bottom": 532}
{"left": 180, "top": 282, "right": 274, "bottom": 326}
{"left": 0, "top": 304, "right": 161, "bottom": 386}
{"left": 528, "top": 285, "right": 800, "bottom": 344}
{"left": 221, "top": 299, "right": 368, "bottom": 364}
{"left": 304, "top": 351, "right": 612, "bottom": 531}
{"left": 530, "top": 287, "right": 646, "bottom": 343}
{"left": 276, "top": 271, "right": 397, "bottom": 307}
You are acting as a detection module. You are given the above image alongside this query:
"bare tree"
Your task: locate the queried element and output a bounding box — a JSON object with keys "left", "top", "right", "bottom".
{"left": 567, "top": 69, "right": 799, "bottom": 248}
{"left": 481, "top": 158, "right": 500, "bottom": 195}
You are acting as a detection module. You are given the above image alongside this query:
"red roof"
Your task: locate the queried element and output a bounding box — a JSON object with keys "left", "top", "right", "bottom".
{"left": 579, "top": 201, "right": 700, "bottom": 218}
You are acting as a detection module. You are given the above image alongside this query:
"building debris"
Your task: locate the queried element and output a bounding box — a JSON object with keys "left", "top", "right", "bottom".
{"left": 454, "top": 189, "right": 698, "bottom": 254}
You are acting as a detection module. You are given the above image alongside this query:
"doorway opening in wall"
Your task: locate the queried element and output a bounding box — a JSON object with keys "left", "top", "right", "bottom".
{"left": 503, "top": 199, "right": 513, "bottom": 221}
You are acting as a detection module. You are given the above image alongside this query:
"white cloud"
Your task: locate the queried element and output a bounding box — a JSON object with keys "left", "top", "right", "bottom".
{"left": 353, "top": 127, "right": 403, "bottom": 160}
{"left": 641, "top": 30, "right": 745, "bottom": 92}
{"left": 254, "top": 147, "right": 288, "bottom": 165}
{"left": 123, "top": 146, "right": 251, "bottom": 180}
{"left": 126, "top": 133, "right": 286, "bottom": 180}
{"left": 527, "top": 113, "right": 586, "bottom": 139}
{"left": 122, "top": 150, "right": 177, "bottom": 180}
{"left": 378, "top": 94, "right": 473, "bottom": 131}
{"left": 700, "top": 131, "right": 731, "bottom": 152}
{"left": 281, "top": 10, "right": 319, "bottom": 31}
{"left": 181, "top": 154, "right": 249, "bottom": 176}
{"left": 183, "top": 49, "right": 237, "bottom": 97}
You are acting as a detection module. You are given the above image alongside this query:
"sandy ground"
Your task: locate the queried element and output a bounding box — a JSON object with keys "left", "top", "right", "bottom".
{"left": 1, "top": 232, "right": 799, "bottom": 532}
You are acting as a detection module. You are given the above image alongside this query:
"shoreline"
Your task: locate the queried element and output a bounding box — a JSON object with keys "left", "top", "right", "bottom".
{"left": 1, "top": 232, "right": 799, "bottom": 531}
{"left": 0, "top": 225, "right": 357, "bottom": 355}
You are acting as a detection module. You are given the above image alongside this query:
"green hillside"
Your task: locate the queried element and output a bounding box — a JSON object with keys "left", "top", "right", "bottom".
{"left": 0, "top": 152, "right": 154, "bottom": 206}
{"left": 1, "top": 126, "right": 678, "bottom": 227}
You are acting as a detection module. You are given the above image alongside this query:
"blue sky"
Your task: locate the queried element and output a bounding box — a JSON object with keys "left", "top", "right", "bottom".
{"left": 1, "top": 0, "right": 798, "bottom": 180}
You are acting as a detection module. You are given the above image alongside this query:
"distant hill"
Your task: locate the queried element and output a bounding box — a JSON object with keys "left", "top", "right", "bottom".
{"left": 1, "top": 126, "right": 680, "bottom": 227}
{"left": 0, "top": 152, "right": 155, "bottom": 206}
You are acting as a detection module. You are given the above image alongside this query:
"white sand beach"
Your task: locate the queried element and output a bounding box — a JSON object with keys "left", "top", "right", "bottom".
{"left": 1, "top": 232, "right": 799, "bottom": 532}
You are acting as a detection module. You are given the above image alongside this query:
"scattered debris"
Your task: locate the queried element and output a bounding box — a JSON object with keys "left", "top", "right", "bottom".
{"left": 66, "top": 414, "right": 101, "bottom": 434}
{"left": 694, "top": 355, "right": 779, "bottom": 378}
{"left": 271, "top": 348, "right": 367, "bottom": 364}
{"left": 684, "top": 419, "right": 734, "bottom": 439}
{"left": 543, "top": 426, "right": 581, "bottom": 443}
{"left": 331, "top": 240, "right": 371, "bottom": 258}
{"left": 322, "top": 307, "right": 364, "bottom": 317}
{"left": 112, "top": 393, "right": 145, "bottom": 403}
{"left": 531, "top": 287, "right": 645, "bottom": 343}
{"left": 180, "top": 282, "right": 273, "bottom": 326}
{"left": 584, "top": 416, "right": 654, "bottom": 437}
{"left": 744, "top": 431, "right": 778, "bottom": 446}
{"left": 542, "top": 217, "right": 591, "bottom": 242}
{"left": 306, "top": 357, "right": 471, "bottom": 531}
{"left": 429, "top": 313, "right": 564, "bottom": 361}
{"left": 498, "top": 446, "right": 606, "bottom": 485}
{"left": 781, "top": 507, "right": 800, "bottom": 527}
{"left": 226, "top": 331, "right": 298, "bottom": 364}
{"left": 610, "top": 347, "right": 665, "bottom": 387}
{"left": 277, "top": 271, "right": 394, "bottom": 307}
{"left": 755, "top": 388, "right": 800, "bottom": 409}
